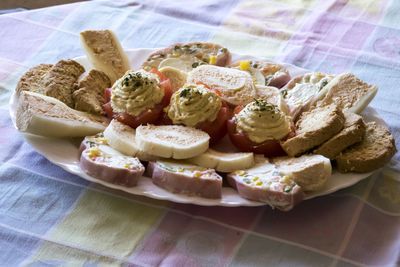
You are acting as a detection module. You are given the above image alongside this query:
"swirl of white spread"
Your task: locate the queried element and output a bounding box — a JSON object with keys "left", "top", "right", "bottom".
{"left": 166, "top": 84, "right": 221, "bottom": 127}
{"left": 235, "top": 99, "right": 291, "bottom": 143}
{"left": 111, "top": 70, "right": 164, "bottom": 116}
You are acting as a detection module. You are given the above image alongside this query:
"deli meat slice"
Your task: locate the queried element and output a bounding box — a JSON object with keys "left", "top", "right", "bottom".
{"left": 227, "top": 161, "right": 304, "bottom": 211}
{"left": 79, "top": 135, "right": 145, "bottom": 187}
{"left": 147, "top": 160, "right": 222, "bottom": 199}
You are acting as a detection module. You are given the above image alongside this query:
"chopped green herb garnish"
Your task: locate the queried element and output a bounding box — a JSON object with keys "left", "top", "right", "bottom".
{"left": 281, "top": 89, "right": 288, "bottom": 98}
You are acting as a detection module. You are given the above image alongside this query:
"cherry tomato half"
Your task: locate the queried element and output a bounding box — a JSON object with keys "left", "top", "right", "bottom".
{"left": 227, "top": 118, "right": 295, "bottom": 157}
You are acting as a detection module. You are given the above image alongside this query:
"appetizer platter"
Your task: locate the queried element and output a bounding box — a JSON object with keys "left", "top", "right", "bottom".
{"left": 10, "top": 30, "right": 397, "bottom": 210}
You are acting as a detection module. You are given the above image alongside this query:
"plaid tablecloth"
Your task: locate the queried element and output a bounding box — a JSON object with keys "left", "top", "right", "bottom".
{"left": 1, "top": 0, "right": 399, "bottom": 266}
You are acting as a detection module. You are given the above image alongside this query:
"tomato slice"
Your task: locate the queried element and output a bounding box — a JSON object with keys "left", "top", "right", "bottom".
{"left": 227, "top": 118, "right": 294, "bottom": 157}
{"left": 105, "top": 88, "right": 112, "bottom": 102}
{"left": 197, "top": 104, "right": 231, "bottom": 145}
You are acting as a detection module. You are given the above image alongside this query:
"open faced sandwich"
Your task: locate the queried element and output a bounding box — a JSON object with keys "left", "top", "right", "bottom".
{"left": 14, "top": 29, "right": 397, "bottom": 211}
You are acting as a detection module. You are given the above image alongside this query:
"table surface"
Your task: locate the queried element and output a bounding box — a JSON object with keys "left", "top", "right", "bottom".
{"left": 1, "top": 0, "right": 399, "bottom": 266}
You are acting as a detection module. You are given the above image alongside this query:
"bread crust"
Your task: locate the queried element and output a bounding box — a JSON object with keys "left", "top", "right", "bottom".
{"left": 281, "top": 104, "right": 345, "bottom": 157}
{"left": 336, "top": 122, "right": 397, "bottom": 173}
{"left": 314, "top": 112, "right": 366, "bottom": 159}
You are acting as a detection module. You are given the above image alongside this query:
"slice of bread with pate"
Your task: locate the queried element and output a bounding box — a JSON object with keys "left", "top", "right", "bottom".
{"left": 314, "top": 111, "right": 366, "bottom": 159}
{"left": 16, "top": 91, "right": 108, "bottom": 137}
{"left": 80, "top": 29, "right": 130, "bottom": 83}
{"left": 316, "top": 73, "right": 378, "bottom": 114}
{"left": 336, "top": 122, "right": 397, "bottom": 173}
{"left": 281, "top": 104, "right": 345, "bottom": 157}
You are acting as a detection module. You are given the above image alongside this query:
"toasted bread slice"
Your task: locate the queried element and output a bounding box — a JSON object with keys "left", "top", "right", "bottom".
{"left": 230, "top": 60, "right": 291, "bottom": 88}
{"left": 227, "top": 161, "right": 304, "bottom": 211}
{"left": 188, "top": 149, "right": 254, "bottom": 172}
{"left": 281, "top": 104, "right": 345, "bottom": 157}
{"left": 147, "top": 160, "right": 222, "bottom": 198}
{"left": 336, "top": 122, "right": 397, "bottom": 173}
{"left": 103, "top": 119, "right": 157, "bottom": 161}
{"left": 42, "top": 59, "right": 85, "bottom": 108}
{"left": 316, "top": 73, "right": 378, "bottom": 114}
{"left": 282, "top": 72, "right": 334, "bottom": 120}
{"left": 272, "top": 154, "right": 332, "bottom": 192}
{"left": 73, "top": 69, "right": 111, "bottom": 115}
{"left": 142, "top": 42, "right": 231, "bottom": 72}
{"left": 187, "top": 65, "right": 257, "bottom": 106}
{"left": 80, "top": 29, "right": 130, "bottom": 83}
{"left": 15, "top": 63, "right": 53, "bottom": 96}
{"left": 16, "top": 91, "right": 108, "bottom": 137}
{"left": 314, "top": 111, "right": 366, "bottom": 159}
{"left": 80, "top": 140, "right": 144, "bottom": 187}
{"left": 135, "top": 125, "right": 209, "bottom": 159}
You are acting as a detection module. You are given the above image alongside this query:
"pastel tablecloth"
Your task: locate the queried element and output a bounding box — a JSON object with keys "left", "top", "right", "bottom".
{"left": 1, "top": 0, "right": 400, "bottom": 266}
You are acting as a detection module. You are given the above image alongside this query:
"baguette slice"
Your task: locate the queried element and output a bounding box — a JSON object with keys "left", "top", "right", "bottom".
{"left": 103, "top": 119, "right": 157, "bottom": 161}
{"left": 80, "top": 139, "right": 144, "bottom": 187}
{"left": 316, "top": 73, "right": 378, "bottom": 114}
{"left": 187, "top": 149, "right": 254, "bottom": 172}
{"left": 135, "top": 125, "right": 209, "bottom": 159}
{"left": 147, "top": 160, "right": 222, "bottom": 198}
{"left": 80, "top": 29, "right": 130, "bottom": 83}
{"left": 336, "top": 122, "right": 397, "bottom": 173}
{"left": 227, "top": 161, "right": 304, "bottom": 211}
{"left": 16, "top": 91, "right": 108, "bottom": 137}
{"left": 314, "top": 111, "right": 366, "bottom": 159}
{"left": 281, "top": 104, "right": 345, "bottom": 157}
{"left": 187, "top": 65, "right": 257, "bottom": 106}
{"left": 272, "top": 154, "right": 332, "bottom": 192}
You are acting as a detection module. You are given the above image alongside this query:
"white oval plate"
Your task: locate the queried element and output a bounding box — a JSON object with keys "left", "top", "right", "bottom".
{"left": 9, "top": 49, "right": 382, "bottom": 207}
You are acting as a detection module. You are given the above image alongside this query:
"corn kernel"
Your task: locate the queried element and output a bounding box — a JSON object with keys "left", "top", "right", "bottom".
{"left": 178, "top": 168, "right": 184, "bottom": 173}
{"left": 88, "top": 148, "right": 101, "bottom": 159}
{"left": 237, "top": 170, "right": 247, "bottom": 176}
{"left": 172, "top": 54, "right": 180, "bottom": 58}
{"left": 96, "top": 137, "right": 107, "bottom": 144}
{"left": 240, "top": 60, "right": 250, "bottom": 71}
{"left": 256, "top": 181, "right": 263, "bottom": 186}
{"left": 253, "top": 176, "right": 259, "bottom": 182}
{"left": 194, "top": 172, "right": 202, "bottom": 178}
{"left": 124, "top": 164, "right": 130, "bottom": 169}
{"left": 209, "top": 55, "right": 216, "bottom": 65}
